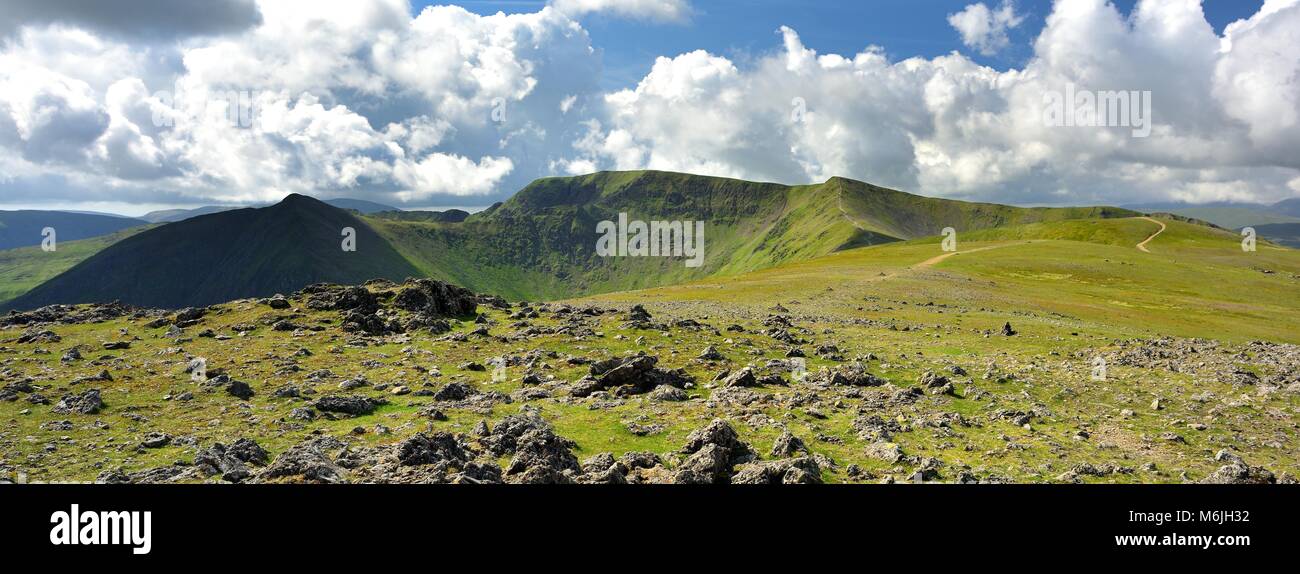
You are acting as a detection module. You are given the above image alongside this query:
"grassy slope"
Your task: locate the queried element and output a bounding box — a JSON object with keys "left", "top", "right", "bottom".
{"left": 371, "top": 170, "right": 1136, "bottom": 301}
{"left": 595, "top": 216, "right": 1300, "bottom": 343}
{"left": 4, "top": 196, "right": 422, "bottom": 310}
{"left": 0, "top": 171, "right": 1144, "bottom": 307}
{"left": 572, "top": 215, "right": 1300, "bottom": 479}
{"left": 0, "top": 227, "right": 152, "bottom": 306}
{"left": 3, "top": 215, "right": 1297, "bottom": 483}
{"left": 834, "top": 177, "right": 1137, "bottom": 239}
{"left": 369, "top": 171, "right": 870, "bottom": 300}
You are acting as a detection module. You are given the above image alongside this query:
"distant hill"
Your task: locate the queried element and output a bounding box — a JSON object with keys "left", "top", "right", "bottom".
{"left": 140, "top": 205, "right": 239, "bottom": 223}
{"left": 3, "top": 171, "right": 1148, "bottom": 309}
{"left": 1253, "top": 223, "right": 1300, "bottom": 248}
{"left": 1124, "top": 200, "right": 1300, "bottom": 229}
{"left": 0, "top": 211, "right": 145, "bottom": 250}
{"left": 0, "top": 226, "right": 153, "bottom": 305}
{"left": 140, "top": 198, "right": 399, "bottom": 223}
{"left": 1274, "top": 199, "right": 1300, "bottom": 218}
{"left": 323, "top": 198, "right": 400, "bottom": 214}
{"left": 5, "top": 195, "right": 420, "bottom": 310}
{"left": 1168, "top": 207, "right": 1299, "bottom": 229}
{"left": 369, "top": 209, "right": 469, "bottom": 223}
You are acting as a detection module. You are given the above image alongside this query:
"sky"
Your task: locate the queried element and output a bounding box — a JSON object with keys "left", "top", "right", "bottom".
{"left": 0, "top": 0, "right": 1297, "bottom": 216}
{"left": 454, "top": 1, "right": 1267, "bottom": 89}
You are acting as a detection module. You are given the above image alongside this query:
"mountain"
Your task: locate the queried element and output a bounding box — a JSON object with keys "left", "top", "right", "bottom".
{"left": 0, "top": 226, "right": 152, "bottom": 305}
{"left": 3, "top": 171, "right": 1144, "bottom": 309}
{"left": 369, "top": 171, "right": 1138, "bottom": 300}
{"left": 1253, "top": 223, "right": 1300, "bottom": 248}
{"left": 140, "top": 198, "right": 401, "bottom": 224}
{"left": 57, "top": 210, "right": 138, "bottom": 218}
{"left": 0, "top": 210, "right": 146, "bottom": 250}
{"left": 324, "top": 198, "right": 399, "bottom": 214}
{"left": 5, "top": 195, "right": 420, "bottom": 310}
{"left": 1167, "top": 207, "right": 1299, "bottom": 229}
{"left": 1122, "top": 200, "right": 1300, "bottom": 229}
{"left": 1273, "top": 198, "right": 1300, "bottom": 218}
{"left": 369, "top": 209, "right": 469, "bottom": 223}
{"left": 140, "top": 205, "right": 240, "bottom": 223}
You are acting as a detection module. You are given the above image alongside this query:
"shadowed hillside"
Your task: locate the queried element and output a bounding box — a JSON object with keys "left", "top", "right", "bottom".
{"left": 4, "top": 195, "right": 421, "bottom": 310}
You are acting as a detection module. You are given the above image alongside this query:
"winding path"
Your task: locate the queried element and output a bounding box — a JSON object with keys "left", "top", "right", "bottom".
{"left": 1136, "top": 217, "right": 1167, "bottom": 253}
{"left": 915, "top": 243, "right": 1021, "bottom": 268}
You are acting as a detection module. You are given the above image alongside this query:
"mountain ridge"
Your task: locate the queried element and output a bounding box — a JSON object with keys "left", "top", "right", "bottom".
{"left": 5, "top": 194, "right": 420, "bottom": 310}
{"left": 4, "top": 171, "right": 1154, "bottom": 309}
{"left": 0, "top": 210, "right": 146, "bottom": 250}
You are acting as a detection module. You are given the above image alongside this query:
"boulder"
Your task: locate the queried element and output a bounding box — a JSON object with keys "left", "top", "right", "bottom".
{"left": 314, "top": 394, "right": 387, "bottom": 416}
{"left": 52, "top": 389, "right": 104, "bottom": 415}
{"left": 731, "top": 457, "right": 823, "bottom": 484}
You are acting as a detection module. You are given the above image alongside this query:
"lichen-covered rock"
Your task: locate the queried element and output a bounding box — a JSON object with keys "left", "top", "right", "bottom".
{"left": 52, "top": 389, "right": 104, "bottom": 415}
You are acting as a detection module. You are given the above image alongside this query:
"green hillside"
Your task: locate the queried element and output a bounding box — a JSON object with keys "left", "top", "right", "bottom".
{"left": 373, "top": 170, "right": 1137, "bottom": 300}
{"left": 0, "top": 226, "right": 152, "bottom": 305}
{"left": 0, "top": 171, "right": 1150, "bottom": 309}
{"left": 835, "top": 177, "right": 1137, "bottom": 239}
{"left": 4, "top": 195, "right": 421, "bottom": 310}
{"left": 5, "top": 213, "right": 1297, "bottom": 485}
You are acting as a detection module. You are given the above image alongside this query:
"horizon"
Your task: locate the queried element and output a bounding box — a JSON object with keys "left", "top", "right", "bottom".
{"left": 3, "top": 168, "right": 1295, "bottom": 218}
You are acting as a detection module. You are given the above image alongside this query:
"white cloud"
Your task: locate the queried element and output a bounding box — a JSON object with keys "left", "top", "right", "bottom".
{"left": 551, "top": 0, "right": 692, "bottom": 23}
{"left": 0, "top": 1, "right": 601, "bottom": 205}
{"left": 1214, "top": 0, "right": 1300, "bottom": 156}
{"left": 948, "top": 1, "right": 1026, "bottom": 55}
{"left": 0, "top": 0, "right": 1298, "bottom": 211}
{"left": 567, "top": 1, "right": 1300, "bottom": 206}
{"left": 392, "top": 153, "right": 514, "bottom": 200}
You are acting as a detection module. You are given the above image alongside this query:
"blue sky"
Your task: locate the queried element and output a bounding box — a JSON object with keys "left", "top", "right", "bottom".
{"left": 445, "top": 0, "right": 1266, "bottom": 89}
{"left": 2, "top": 0, "right": 1296, "bottom": 214}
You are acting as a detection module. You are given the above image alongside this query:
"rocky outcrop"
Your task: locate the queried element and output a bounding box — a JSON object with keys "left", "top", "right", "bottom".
{"left": 570, "top": 355, "right": 693, "bottom": 397}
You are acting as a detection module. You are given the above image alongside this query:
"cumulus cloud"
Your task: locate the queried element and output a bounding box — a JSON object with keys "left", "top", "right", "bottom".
{"left": 948, "top": 1, "right": 1025, "bottom": 55}
{"left": 563, "top": 0, "right": 1300, "bottom": 206}
{"left": 0, "top": 0, "right": 262, "bottom": 39}
{"left": 0, "top": 0, "right": 1298, "bottom": 211}
{"left": 551, "top": 0, "right": 692, "bottom": 23}
{"left": 0, "top": 1, "right": 600, "bottom": 205}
